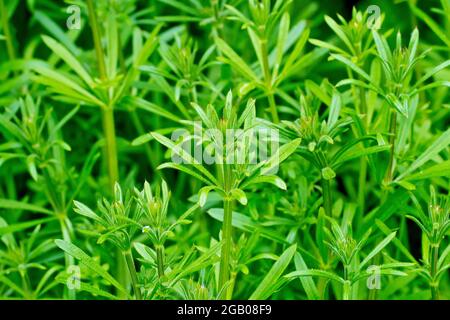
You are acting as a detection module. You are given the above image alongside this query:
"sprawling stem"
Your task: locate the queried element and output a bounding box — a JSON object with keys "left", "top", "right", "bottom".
{"left": 0, "top": 0, "right": 16, "bottom": 61}
{"left": 123, "top": 250, "right": 142, "bottom": 300}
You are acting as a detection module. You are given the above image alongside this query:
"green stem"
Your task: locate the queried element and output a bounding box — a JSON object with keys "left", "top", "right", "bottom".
{"left": 20, "top": 270, "right": 33, "bottom": 300}
{"left": 219, "top": 197, "right": 233, "bottom": 299}
{"left": 59, "top": 216, "right": 76, "bottom": 300}
{"left": 268, "top": 93, "right": 279, "bottom": 124}
{"left": 86, "top": 0, "right": 107, "bottom": 80}
{"left": 357, "top": 159, "right": 367, "bottom": 220}
{"left": 101, "top": 107, "right": 119, "bottom": 190}
{"left": 321, "top": 178, "right": 333, "bottom": 218}
{"left": 384, "top": 110, "right": 397, "bottom": 185}
{"left": 430, "top": 244, "right": 440, "bottom": 300}
{"left": 86, "top": 0, "right": 126, "bottom": 297}
{"left": 156, "top": 245, "right": 165, "bottom": 278}
{"left": 123, "top": 250, "right": 142, "bottom": 300}
{"left": 342, "top": 280, "right": 351, "bottom": 300}
{"left": 261, "top": 38, "right": 279, "bottom": 123}
{"left": 0, "top": 0, "right": 16, "bottom": 61}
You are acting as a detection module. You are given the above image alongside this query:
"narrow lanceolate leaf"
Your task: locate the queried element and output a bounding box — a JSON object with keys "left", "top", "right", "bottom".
{"left": 121, "top": 96, "right": 182, "bottom": 123}
{"left": 273, "top": 12, "right": 290, "bottom": 78}
{"left": 403, "top": 160, "right": 450, "bottom": 181}
{"left": 324, "top": 16, "right": 355, "bottom": 56}
{"left": 73, "top": 201, "right": 102, "bottom": 223}
{"left": 249, "top": 244, "right": 297, "bottom": 300}
{"left": 241, "top": 175, "right": 287, "bottom": 190}
{"left": 415, "top": 60, "right": 450, "bottom": 87}
{"left": 151, "top": 132, "right": 218, "bottom": 186}
{"left": 260, "top": 138, "right": 302, "bottom": 175}
{"left": 360, "top": 232, "right": 397, "bottom": 269}
{"left": 32, "top": 65, "right": 104, "bottom": 107}
{"left": 330, "top": 54, "right": 372, "bottom": 83}
{"left": 0, "top": 199, "right": 53, "bottom": 215}
{"left": 208, "top": 209, "right": 287, "bottom": 244}
{"left": 55, "top": 240, "right": 129, "bottom": 297}
{"left": 42, "top": 35, "right": 94, "bottom": 87}
{"left": 215, "top": 37, "right": 259, "bottom": 82}
{"left": 285, "top": 269, "right": 344, "bottom": 284}
{"left": 55, "top": 275, "right": 118, "bottom": 300}
{"left": 0, "top": 217, "right": 56, "bottom": 236}
{"left": 396, "top": 128, "right": 450, "bottom": 181}
{"left": 293, "top": 253, "right": 320, "bottom": 300}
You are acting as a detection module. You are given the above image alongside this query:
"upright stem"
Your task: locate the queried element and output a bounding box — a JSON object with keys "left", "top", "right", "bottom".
{"left": 155, "top": 245, "right": 165, "bottom": 278}
{"left": 123, "top": 250, "right": 142, "bottom": 300}
{"left": 101, "top": 107, "right": 119, "bottom": 190}
{"left": 342, "top": 266, "right": 351, "bottom": 300}
{"left": 219, "top": 197, "right": 233, "bottom": 299}
{"left": 321, "top": 178, "right": 333, "bottom": 218}
{"left": 20, "top": 270, "right": 33, "bottom": 300}
{"left": 261, "top": 38, "right": 279, "bottom": 123}
{"left": 0, "top": 0, "right": 16, "bottom": 61}
{"left": 86, "top": 0, "right": 125, "bottom": 297}
{"left": 59, "top": 216, "right": 76, "bottom": 299}
{"left": 357, "top": 81, "right": 368, "bottom": 217}
{"left": 86, "top": 0, "right": 107, "bottom": 80}
{"left": 430, "top": 244, "right": 440, "bottom": 300}
{"left": 43, "top": 169, "right": 76, "bottom": 299}
{"left": 384, "top": 110, "right": 397, "bottom": 185}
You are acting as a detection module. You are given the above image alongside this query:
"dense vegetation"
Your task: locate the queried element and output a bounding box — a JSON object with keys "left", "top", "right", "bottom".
{"left": 0, "top": 0, "right": 449, "bottom": 300}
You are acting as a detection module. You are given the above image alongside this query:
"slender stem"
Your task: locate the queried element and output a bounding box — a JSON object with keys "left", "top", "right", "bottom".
{"left": 430, "top": 244, "right": 440, "bottom": 300}
{"left": 268, "top": 93, "right": 279, "bottom": 124}
{"left": 20, "top": 270, "right": 33, "bottom": 300}
{"left": 384, "top": 110, "right": 397, "bottom": 185}
{"left": 123, "top": 250, "right": 142, "bottom": 300}
{"left": 321, "top": 178, "right": 333, "bottom": 218}
{"left": 59, "top": 216, "right": 76, "bottom": 299}
{"left": 342, "top": 266, "right": 351, "bottom": 300}
{"left": 155, "top": 245, "right": 165, "bottom": 278}
{"left": 101, "top": 107, "right": 119, "bottom": 190}
{"left": 219, "top": 197, "right": 233, "bottom": 299}
{"left": 86, "top": 0, "right": 126, "bottom": 297}
{"left": 368, "top": 254, "right": 381, "bottom": 300}
{"left": 0, "top": 0, "right": 16, "bottom": 61}
{"left": 86, "top": 0, "right": 107, "bottom": 80}
{"left": 357, "top": 159, "right": 367, "bottom": 220}
{"left": 342, "top": 280, "right": 351, "bottom": 300}
{"left": 42, "top": 169, "right": 76, "bottom": 299}
{"left": 261, "top": 38, "right": 279, "bottom": 123}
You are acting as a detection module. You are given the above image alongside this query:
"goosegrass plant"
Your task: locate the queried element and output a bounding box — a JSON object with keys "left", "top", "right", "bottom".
{"left": 149, "top": 91, "right": 300, "bottom": 298}
{"left": 406, "top": 186, "right": 450, "bottom": 299}
{"left": 0, "top": 96, "right": 99, "bottom": 298}
{"left": 286, "top": 215, "right": 414, "bottom": 300}
{"left": 217, "top": 0, "right": 324, "bottom": 122}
